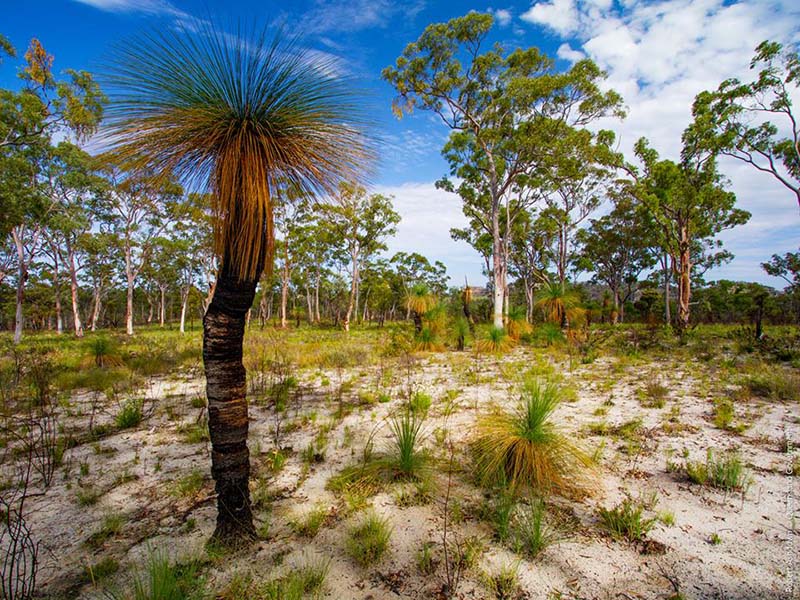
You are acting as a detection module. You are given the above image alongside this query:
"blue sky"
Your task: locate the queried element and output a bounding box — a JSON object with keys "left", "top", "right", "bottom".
{"left": 2, "top": 0, "right": 799, "bottom": 288}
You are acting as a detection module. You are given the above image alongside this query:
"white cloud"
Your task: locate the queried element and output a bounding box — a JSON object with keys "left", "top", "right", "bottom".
{"left": 521, "top": 0, "right": 579, "bottom": 36}
{"left": 302, "top": 0, "right": 425, "bottom": 33}
{"left": 72, "top": 0, "right": 181, "bottom": 15}
{"left": 374, "top": 182, "right": 484, "bottom": 285}
{"left": 489, "top": 7, "right": 513, "bottom": 27}
{"left": 520, "top": 0, "right": 800, "bottom": 284}
{"left": 556, "top": 42, "right": 584, "bottom": 62}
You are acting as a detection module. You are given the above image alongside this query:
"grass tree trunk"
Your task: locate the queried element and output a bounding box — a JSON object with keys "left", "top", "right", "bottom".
{"left": 203, "top": 263, "right": 258, "bottom": 543}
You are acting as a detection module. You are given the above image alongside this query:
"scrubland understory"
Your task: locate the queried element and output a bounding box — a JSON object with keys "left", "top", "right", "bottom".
{"left": 2, "top": 324, "right": 798, "bottom": 600}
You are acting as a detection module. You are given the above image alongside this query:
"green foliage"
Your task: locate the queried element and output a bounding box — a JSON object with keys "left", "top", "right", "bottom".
{"left": 476, "top": 327, "right": 515, "bottom": 354}
{"left": 683, "top": 449, "right": 750, "bottom": 491}
{"left": 85, "top": 514, "right": 125, "bottom": 549}
{"left": 511, "top": 498, "right": 561, "bottom": 559}
{"left": 741, "top": 371, "right": 799, "bottom": 401}
{"left": 473, "top": 378, "right": 593, "bottom": 497}
{"left": 170, "top": 469, "right": 206, "bottom": 499}
{"left": 409, "top": 390, "right": 432, "bottom": 414}
{"left": 290, "top": 505, "right": 330, "bottom": 538}
{"left": 483, "top": 561, "right": 522, "bottom": 600}
{"left": 389, "top": 410, "right": 427, "bottom": 479}
{"left": 639, "top": 381, "right": 669, "bottom": 408}
{"left": 599, "top": 498, "right": 656, "bottom": 542}
{"left": 106, "top": 550, "right": 206, "bottom": 600}
{"left": 346, "top": 512, "right": 392, "bottom": 567}
{"left": 260, "top": 559, "right": 330, "bottom": 600}
{"left": 115, "top": 398, "right": 144, "bottom": 429}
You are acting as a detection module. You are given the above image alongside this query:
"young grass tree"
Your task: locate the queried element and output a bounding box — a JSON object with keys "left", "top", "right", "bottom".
{"left": 383, "top": 12, "right": 624, "bottom": 328}
{"left": 102, "top": 23, "right": 370, "bottom": 543}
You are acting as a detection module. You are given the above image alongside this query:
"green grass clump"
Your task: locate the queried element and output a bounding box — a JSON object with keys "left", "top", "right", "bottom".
{"left": 346, "top": 512, "right": 392, "bottom": 567}
{"left": 639, "top": 381, "right": 668, "bottom": 408}
{"left": 684, "top": 449, "right": 750, "bottom": 491}
{"left": 177, "top": 420, "right": 210, "bottom": 444}
{"left": 511, "top": 498, "right": 561, "bottom": 559}
{"left": 116, "top": 398, "right": 144, "bottom": 429}
{"left": 599, "top": 498, "right": 656, "bottom": 542}
{"left": 260, "top": 559, "right": 330, "bottom": 600}
{"left": 742, "top": 371, "right": 799, "bottom": 402}
{"left": 170, "top": 469, "right": 206, "bottom": 499}
{"left": 388, "top": 410, "right": 427, "bottom": 479}
{"left": 85, "top": 556, "right": 120, "bottom": 585}
{"left": 473, "top": 378, "right": 593, "bottom": 497}
{"left": 85, "top": 514, "right": 126, "bottom": 549}
{"left": 483, "top": 561, "right": 521, "bottom": 599}
{"left": 290, "top": 505, "right": 330, "bottom": 538}
{"left": 106, "top": 549, "right": 206, "bottom": 600}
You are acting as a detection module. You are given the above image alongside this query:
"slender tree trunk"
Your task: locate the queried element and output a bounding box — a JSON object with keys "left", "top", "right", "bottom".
{"left": 677, "top": 229, "right": 691, "bottom": 332}
{"left": 53, "top": 253, "right": 63, "bottom": 335}
{"left": 314, "top": 267, "right": 321, "bottom": 323}
{"left": 305, "top": 286, "right": 313, "bottom": 323}
{"left": 491, "top": 200, "right": 504, "bottom": 329}
{"left": 159, "top": 285, "right": 166, "bottom": 327}
{"left": 13, "top": 233, "right": 26, "bottom": 345}
{"left": 203, "top": 263, "right": 258, "bottom": 543}
{"left": 662, "top": 252, "right": 671, "bottom": 326}
{"left": 90, "top": 285, "right": 102, "bottom": 332}
{"left": 280, "top": 263, "right": 289, "bottom": 328}
{"left": 612, "top": 288, "right": 620, "bottom": 325}
{"left": 67, "top": 244, "right": 83, "bottom": 337}
{"left": 343, "top": 250, "right": 358, "bottom": 332}
{"left": 125, "top": 248, "right": 135, "bottom": 335}
{"left": 180, "top": 288, "right": 189, "bottom": 334}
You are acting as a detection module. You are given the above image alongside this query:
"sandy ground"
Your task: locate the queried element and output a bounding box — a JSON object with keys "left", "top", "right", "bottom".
{"left": 8, "top": 345, "right": 800, "bottom": 599}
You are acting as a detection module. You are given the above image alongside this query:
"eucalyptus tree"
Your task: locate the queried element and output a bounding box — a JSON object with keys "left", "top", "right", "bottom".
{"left": 104, "top": 167, "right": 183, "bottom": 335}
{"left": 1, "top": 36, "right": 103, "bottom": 343}
{"left": 576, "top": 192, "right": 657, "bottom": 323}
{"left": 508, "top": 210, "right": 556, "bottom": 322}
{"left": 540, "top": 129, "right": 620, "bottom": 285}
{"left": 631, "top": 138, "right": 750, "bottom": 332}
{"left": 686, "top": 41, "right": 800, "bottom": 209}
{"left": 82, "top": 232, "right": 118, "bottom": 331}
{"left": 383, "top": 12, "right": 624, "bottom": 328}
{"left": 319, "top": 182, "right": 399, "bottom": 331}
{"left": 273, "top": 183, "right": 311, "bottom": 328}
{"left": 102, "top": 23, "right": 371, "bottom": 543}
{"left": 43, "top": 141, "right": 108, "bottom": 336}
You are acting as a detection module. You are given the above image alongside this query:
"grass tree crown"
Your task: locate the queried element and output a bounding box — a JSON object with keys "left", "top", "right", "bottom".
{"left": 100, "top": 21, "right": 373, "bottom": 281}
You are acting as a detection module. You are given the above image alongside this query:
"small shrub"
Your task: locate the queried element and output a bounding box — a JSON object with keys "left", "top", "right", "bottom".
{"left": 116, "top": 398, "right": 144, "bottom": 429}
{"left": 742, "top": 371, "right": 800, "bottom": 402}
{"left": 346, "top": 512, "right": 392, "bottom": 567}
{"left": 599, "top": 498, "right": 656, "bottom": 542}
{"left": 77, "top": 486, "right": 101, "bottom": 506}
{"left": 409, "top": 391, "right": 432, "bottom": 414}
{"left": 416, "top": 542, "right": 437, "bottom": 575}
{"left": 684, "top": 449, "right": 749, "bottom": 491}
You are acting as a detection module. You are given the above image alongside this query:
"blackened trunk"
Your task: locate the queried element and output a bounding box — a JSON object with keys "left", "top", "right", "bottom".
{"left": 203, "top": 264, "right": 259, "bottom": 543}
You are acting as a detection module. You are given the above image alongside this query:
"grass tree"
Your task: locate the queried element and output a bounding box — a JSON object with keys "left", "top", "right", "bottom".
{"left": 102, "top": 23, "right": 370, "bottom": 543}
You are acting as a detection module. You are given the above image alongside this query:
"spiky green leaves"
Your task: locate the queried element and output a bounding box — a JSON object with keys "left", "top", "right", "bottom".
{"left": 102, "top": 22, "right": 372, "bottom": 280}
